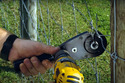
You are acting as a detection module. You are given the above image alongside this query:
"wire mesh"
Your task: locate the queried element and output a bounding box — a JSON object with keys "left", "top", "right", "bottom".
{"left": 0, "top": 0, "right": 111, "bottom": 83}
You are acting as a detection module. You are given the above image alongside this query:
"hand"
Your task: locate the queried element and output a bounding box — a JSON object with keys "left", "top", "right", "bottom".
{"left": 8, "top": 38, "right": 59, "bottom": 76}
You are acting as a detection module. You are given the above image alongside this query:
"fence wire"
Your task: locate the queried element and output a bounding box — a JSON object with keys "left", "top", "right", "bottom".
{"left": 0, "top": 0, "right": 111, "bottom": 83}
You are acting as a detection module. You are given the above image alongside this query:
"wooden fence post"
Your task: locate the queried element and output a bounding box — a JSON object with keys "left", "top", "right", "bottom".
{"left": 20, "top": 0, "right": 37, "bottom": 41}
{"left": 111, "top": 0, "right": 125, "bottom": 83}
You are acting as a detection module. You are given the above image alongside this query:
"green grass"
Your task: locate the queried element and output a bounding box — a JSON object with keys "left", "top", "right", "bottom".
{"left": 0, "top": 0, "right": 111, "bottom": 83}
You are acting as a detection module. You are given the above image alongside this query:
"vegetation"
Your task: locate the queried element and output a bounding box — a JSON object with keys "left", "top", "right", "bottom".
{"left": 0, "top": 0, "right": 110, "bottom": 83}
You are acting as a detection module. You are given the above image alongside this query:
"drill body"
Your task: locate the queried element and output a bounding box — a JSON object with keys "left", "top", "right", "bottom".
{"left": 53, "top": 50, "right": 84, "bottom": 83}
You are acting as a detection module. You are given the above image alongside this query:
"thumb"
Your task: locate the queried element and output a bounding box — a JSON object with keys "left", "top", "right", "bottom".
{"left": 38, "top": 43, "right": 60, "bottom": 55}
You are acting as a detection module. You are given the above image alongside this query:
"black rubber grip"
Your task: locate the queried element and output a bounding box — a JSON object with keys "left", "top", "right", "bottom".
{"left": 13, "top": 53, "right": 54, "bottom": 73}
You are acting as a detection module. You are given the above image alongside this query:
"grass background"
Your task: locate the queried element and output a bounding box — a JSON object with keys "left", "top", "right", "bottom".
{"left": 0, "top": 0, "right": 111, "bottom": 83}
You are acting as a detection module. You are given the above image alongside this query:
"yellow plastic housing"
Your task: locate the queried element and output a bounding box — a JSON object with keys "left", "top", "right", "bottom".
{"left": 53, "top": 57, "right": 84, "bottom": 83}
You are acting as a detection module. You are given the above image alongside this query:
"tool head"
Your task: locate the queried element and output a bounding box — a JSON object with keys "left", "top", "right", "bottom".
{"left": 60, "top": 31, "right": 107, "bottom": 60}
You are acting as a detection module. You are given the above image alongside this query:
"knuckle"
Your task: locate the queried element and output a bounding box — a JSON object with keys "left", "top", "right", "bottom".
{"left": 33, "top": 43, "right": 42, "bottom": 55}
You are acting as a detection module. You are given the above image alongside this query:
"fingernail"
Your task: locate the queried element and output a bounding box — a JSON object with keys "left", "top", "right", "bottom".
{"left": 42, "top": 60, "right": 48, "bottom": 66}
{"left": 24, "top": 58, "right": 30, "bottom": 64}
{"left": 31, "top": 57, "right": 37, "bottom": 63}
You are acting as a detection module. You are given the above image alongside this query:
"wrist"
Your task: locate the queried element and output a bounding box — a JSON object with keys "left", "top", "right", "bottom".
{"left": 1, "top": 35, "right": 18, "bottom": 61}
{"left": 8, "top": 38, "right": 21, "bottom": 61}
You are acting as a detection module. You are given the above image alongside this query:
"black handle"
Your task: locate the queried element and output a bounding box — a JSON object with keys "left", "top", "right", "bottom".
{"left": 13, "top": 53, "right": 54, "bottom": 73}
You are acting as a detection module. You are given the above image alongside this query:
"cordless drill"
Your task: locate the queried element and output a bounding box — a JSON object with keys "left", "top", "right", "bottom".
{"left": 53, "top": 50, "right": 84, "bottom": 83}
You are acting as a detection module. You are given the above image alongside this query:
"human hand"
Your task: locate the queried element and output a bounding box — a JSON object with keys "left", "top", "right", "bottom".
{"left": 8, "top": 38, "right": 59, "bottom": 76}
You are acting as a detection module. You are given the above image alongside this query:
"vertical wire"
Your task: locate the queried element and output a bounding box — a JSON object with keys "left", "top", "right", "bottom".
{"left": 46, "top": 0, "right": 52, "bottom": 81}
{"left": 13, "top": 3, "right": 16, "bottom": 33}
{"left": 38, "top": 0, "right": 48, "bottom": 43}
{"left": 87, "top": 59, "right": 96, "bottom": 73}
{"left": 37, "top": 0, "right": 41, "bottom": 42}
{"left": 114, "top": 0, "right": 116, "bottom": 53}
{"left": 37, "top": 0, "right": 44, "bottom": 42}
{"left": 85, "top": 0, "right": 95, "bottom": 31}
{"left": 113, "top": 0, "right": 117, "bottom": 83}
{"left": 95, "top": 58, "right": 99, "bottom": 83}
{"left": 46, "top": 0, "right": 50, "bottom": 45}
{"left": 95, "top": 14, "right": 99, "bottom": 83}
{"left": 59, "top": 0, "right": 64, "bottom": 42}
{"left": 37, "top": 0, "right": 41, "bottom": 82}
{"left": 85, "top": 0, "right": 92, "bottom": 21}
{"left": 72, "top": 1, "right": 78, "bottom": 34}
{"left": 20, "top": 0, "right": 24, "bottom": 38}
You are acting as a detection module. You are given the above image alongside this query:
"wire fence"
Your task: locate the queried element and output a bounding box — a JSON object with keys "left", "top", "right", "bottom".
{"left": 0, "top": 0, "right": 111, "bottom": 83}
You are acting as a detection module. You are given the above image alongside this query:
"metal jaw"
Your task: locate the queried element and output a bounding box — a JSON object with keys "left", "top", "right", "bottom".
{"left": 60, "top": 31, "right": 107, "bottom": 60}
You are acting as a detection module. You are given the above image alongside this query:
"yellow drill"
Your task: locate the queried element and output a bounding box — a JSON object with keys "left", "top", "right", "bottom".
{"left": 53, "top": 50, "right": 84, "bottom": 83}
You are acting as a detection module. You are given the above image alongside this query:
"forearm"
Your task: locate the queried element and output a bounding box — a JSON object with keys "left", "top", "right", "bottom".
{"left": 0, "top": 28, "right": 11, "bottom": 52}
